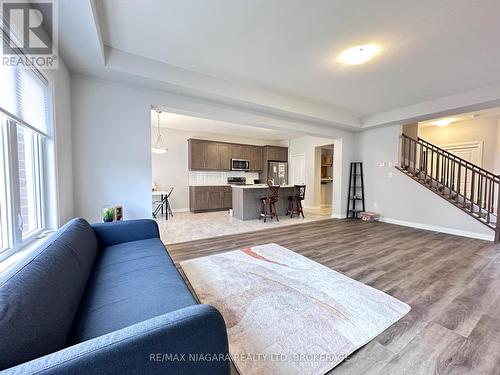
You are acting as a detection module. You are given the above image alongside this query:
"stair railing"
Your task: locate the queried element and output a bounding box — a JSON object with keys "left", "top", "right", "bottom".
{"left": 399, "top": 134, "right": 500, "bottom": 238}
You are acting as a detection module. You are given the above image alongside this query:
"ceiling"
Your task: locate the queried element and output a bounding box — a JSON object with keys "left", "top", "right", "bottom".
{"left": 419, "top": 106, "right": 500, "bottom": 128}
{"left": 56, "top": 1, "right": 500, "bottom": 132}
{"left": 97, "top": 0, "right": 500, "bottom": 116}
{"left": 151, "top": 111, "right": 300, "bottom": 141}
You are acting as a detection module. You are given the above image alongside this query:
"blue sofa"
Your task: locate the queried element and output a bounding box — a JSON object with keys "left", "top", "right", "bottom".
{"left": 0, "top": 218, "right": 230, "bottom": 374}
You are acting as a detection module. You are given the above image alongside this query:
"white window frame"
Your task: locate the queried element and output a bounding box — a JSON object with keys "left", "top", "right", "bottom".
{"left": 0, "top": 114, "right": 50, "bottom": 258}
{"left": 0, "top": 47, "right": 54, "bottom": 261}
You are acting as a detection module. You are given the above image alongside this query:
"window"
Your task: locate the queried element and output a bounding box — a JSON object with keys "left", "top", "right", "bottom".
{"left": 0, "top": 62, "right": 51, "bottom": 255}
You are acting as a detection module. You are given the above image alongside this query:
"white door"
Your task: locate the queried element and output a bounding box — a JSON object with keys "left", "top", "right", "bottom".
{"left": 440, "top": 141, "right": 482, "bottom": 166}
{"left": 440, "top": 141, "right": 483, "bottom": 196}
{"left": 290, "top": 154, "right": 306, "bottom": 185}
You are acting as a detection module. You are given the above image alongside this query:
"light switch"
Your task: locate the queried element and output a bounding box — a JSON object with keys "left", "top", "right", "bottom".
{"left": 378, "top": 162, "right": 385, "bottom": 167}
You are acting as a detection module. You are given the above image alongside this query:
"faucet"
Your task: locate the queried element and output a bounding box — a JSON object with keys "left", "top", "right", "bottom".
{"left": 268, "top": 179, "right": 275, "bottom": 186}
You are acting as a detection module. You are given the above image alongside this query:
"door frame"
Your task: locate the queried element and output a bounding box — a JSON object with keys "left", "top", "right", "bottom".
{"left": 438, "top": 141, "right": 484, "bottom": 167}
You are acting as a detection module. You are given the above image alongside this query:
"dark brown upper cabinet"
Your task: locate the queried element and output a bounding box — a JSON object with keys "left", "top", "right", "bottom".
{"left": 263, "top": 145, "right": 288, "bottom": 162}
{"left": 205, "top": 142, "right": 220, "bottom": 170}
{"left": 218, "top": 143, "right": 231, "bottom": 170}
{"left": 188, "top": 139, "right": 264, "bottom": 171}
{"left": 249, "top": 146, "right": 263, "bottom": 171}
{"left": 188, "top": 139, "right": 207, "bottom": 170}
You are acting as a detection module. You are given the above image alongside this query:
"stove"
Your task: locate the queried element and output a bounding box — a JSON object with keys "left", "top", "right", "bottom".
{"left": 227, "top": 177, "right": 246, "bottom": 185}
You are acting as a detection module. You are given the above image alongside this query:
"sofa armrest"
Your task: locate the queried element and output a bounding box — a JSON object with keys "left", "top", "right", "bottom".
{"left": 91, "top": 219, "right": 160, "bottom": 248}
{"left": 3, "top": 304, "right": 230, "bottom": 375}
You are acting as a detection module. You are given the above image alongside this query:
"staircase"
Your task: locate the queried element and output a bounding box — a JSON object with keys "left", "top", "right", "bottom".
{"left": 397, "top": 134, "right": 500, "bottom": 242}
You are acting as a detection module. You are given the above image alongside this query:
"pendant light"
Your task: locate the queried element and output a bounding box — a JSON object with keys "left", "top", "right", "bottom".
{"left": 151, "top": 109, "right": 167, "bottom": 154}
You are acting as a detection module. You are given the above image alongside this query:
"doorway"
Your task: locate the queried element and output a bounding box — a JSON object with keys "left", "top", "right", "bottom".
{"left": 319, "top": 145, "right": 334, "bottom": 209}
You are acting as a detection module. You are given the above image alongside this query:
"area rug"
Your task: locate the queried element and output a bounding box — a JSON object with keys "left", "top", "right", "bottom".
{"left": 180, "top": 243, "right": 410, "bottom": 375}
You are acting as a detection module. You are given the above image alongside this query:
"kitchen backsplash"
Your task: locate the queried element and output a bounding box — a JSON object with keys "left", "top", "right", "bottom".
{"left": 189, "top": 171, "right": 260, "bottom": 186}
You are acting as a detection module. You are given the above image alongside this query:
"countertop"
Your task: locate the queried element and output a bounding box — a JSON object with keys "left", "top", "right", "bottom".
{"left": 189, "top": 184, "right": 228, "bottom": 187}
{"left": 231, "top": 184, "right": 294, "bottom": 189}
{"left": 188, "top": 184, "right": 295, "bottom": 189}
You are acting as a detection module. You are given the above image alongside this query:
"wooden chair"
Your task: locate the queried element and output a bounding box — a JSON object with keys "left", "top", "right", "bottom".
{"left": 287, "top": 184, "right": 306, "bottom": 218}
{"left": 260, "top": 185, "right": 280, "bottom": 222}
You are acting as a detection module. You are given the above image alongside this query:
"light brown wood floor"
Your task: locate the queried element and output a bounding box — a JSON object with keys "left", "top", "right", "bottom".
{"left": 166, "top": 219, "right": 500, "bottom": 375}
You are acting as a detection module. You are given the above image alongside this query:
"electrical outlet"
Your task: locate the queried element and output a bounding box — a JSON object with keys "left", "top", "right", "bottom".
{"left": 378, "top": 162, "right": 385, "bottom": 167}
{"left": 374, "top": 202, "right": 378, "bottom": 207}
{"left": 388, "top": 172, "right": 393, "bottom": 178}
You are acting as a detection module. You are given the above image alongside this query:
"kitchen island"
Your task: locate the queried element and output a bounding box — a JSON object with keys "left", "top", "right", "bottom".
{"left": 231, "top": 185, "right": 295, "bottom": 220}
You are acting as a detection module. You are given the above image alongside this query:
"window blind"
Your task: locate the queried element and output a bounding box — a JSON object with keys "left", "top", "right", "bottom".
{"left": 0, "top": 59, "right": 49, "bottom": 137}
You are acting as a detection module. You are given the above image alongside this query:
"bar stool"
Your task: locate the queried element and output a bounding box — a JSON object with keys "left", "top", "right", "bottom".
{"left": 287, "top": 185, "right": 306, "bottom": 218}
{"left": 260, "top": 185, "right": 280, "bottom": 222}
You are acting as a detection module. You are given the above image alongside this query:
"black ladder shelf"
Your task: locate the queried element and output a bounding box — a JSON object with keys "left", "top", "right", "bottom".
{"left": 346, "top": 162, "right": 365, "bottom": 218}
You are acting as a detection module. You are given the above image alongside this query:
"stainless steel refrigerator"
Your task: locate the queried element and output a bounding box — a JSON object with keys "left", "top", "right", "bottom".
{"left": 267, "top": 162, "right": 288, "bottom": 185}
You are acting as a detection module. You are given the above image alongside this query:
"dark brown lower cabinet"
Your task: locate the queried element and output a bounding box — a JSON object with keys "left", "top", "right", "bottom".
{"left": 189, "top": 186, "right": 232, "bottom": 213}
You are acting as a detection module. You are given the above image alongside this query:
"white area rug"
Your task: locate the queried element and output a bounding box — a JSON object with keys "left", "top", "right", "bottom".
{"left": 181, "top": 243, "right": 410, "bottom": 375}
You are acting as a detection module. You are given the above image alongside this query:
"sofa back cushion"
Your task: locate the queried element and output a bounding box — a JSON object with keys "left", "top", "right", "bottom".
{"left": 0, "top": 218, "right": 98, "bottom": 370}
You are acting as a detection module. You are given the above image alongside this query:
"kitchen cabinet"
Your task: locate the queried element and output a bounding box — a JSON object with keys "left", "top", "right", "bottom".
{"left": 264, "top": 146, "right": 288, "bottom": 162}
{"left": 188, "top": 140, "right": 231, "bottom": 171}
{"left": 218, "top": 143, "right": 231, "bottom": 170}
{"left": 188, "top": 139, "right": 263, "bottom": 171}
{"left": 261, "top": 145, "right": 289, "bottom": 182}
{"left": 189, "top": 186, "right": 232, "bottom": 212}
{"left": 188, "top": 139, "right": 208, "bottom": 170}
{"left": 205, "top": 142, "right": 220, "bottom": 170}
{"left": 249, "top": 146, "right": 262, "bottom": 171}
{"left": 223, "top": 189, "right": 232, "bottom": 208}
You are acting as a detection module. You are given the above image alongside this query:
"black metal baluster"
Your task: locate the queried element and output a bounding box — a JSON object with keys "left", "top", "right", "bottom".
{"left": 470, "top": 171, "right": 475, "bottom": 213}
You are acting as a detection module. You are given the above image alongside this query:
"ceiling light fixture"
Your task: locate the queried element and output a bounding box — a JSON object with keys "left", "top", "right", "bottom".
{"left": 338, "top": 43, "right": 382, "bottom": 65}
{"left": 151, "top": 110, "right": 168, "bottom": 154}
{"left": 432, "top": 118, "right": 455, "bottom": 127}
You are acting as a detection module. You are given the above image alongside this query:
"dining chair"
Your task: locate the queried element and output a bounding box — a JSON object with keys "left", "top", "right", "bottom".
{"left": 152, "top": 187, "right": 174, "bottom": 219}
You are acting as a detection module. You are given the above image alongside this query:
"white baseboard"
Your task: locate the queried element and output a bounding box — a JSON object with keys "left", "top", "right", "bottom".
{"left": 172, "top": 208, "right": 189, "bottom": 213}
{"left": 332, "top": 213, "right": 346, "bottom": 219}
{"left": 379, "top": 217, "right": 495, "bottom": 242}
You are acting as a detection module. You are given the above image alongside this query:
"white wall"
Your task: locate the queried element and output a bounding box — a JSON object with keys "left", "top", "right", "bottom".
{"left": 71, "top": 76, "right": 153, "bottom": 222}
{"left": 495, "top": 117, "right": 500, "bottom": 173}
{"left": 419, "top": 116, "right": 500, "bottom": 172}
{"left": 355, "top": 125, "right": 494, "bottom": 240}
{"left": 152, "top": 127, "right": 284, "bottom": 211}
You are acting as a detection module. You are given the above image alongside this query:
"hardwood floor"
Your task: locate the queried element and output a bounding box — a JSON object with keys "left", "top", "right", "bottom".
{"left": 166, "top": 219, "right": 500, "bottom": 374}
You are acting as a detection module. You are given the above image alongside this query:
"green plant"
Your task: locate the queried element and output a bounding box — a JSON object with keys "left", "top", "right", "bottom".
{"left": 102, "top": 207, "right": 115, "bottom": 222}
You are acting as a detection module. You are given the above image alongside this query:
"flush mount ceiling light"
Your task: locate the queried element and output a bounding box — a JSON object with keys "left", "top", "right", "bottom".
{"left": 151, "top": 110, "right": 168, "bottom": 154}
{"left": 431, "top": 118, "right": 455, "bottom": 127}
{"left": 338, "top": 43, "right": 382, "bottom": 65}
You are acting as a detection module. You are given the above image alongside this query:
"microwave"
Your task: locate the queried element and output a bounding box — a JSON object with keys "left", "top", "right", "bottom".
{"left": 231, "top": 159, "right": 250, "bottom": 171}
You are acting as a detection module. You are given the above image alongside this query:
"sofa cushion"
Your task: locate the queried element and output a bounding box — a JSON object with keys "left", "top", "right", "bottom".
{"left": 0, "top": 218, "right": 98, "bottom": 370}
{"left": 69, "top": 238, "right": 197, "bottom": 344}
